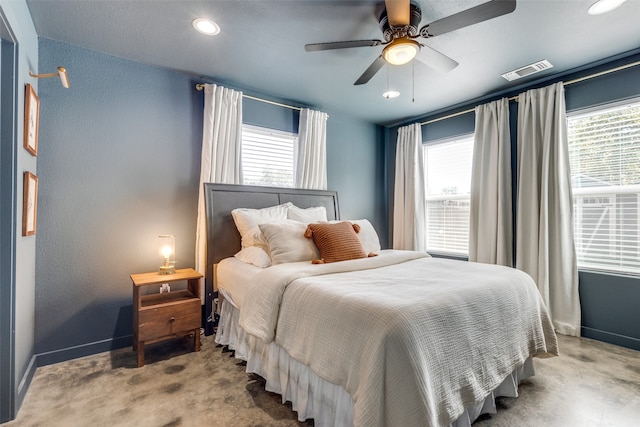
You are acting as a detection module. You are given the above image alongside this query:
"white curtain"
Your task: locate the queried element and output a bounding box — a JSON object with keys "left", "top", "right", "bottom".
{"left": 393, "top": 123, "right": 426, "bottom": 251}
{"left": 296, "top": 108, "right": 328, "bottom": 190}
{"left": 516, "top": 82, "right": 581, "bottom": 336}
{"left": 469, "top": 98, "right": 513, "bottom": 266}
{"left": 195, "top": 84, "right": 243, "bottom": 276}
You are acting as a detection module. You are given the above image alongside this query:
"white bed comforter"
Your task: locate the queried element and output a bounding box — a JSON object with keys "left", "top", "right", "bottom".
{"left": 239, "top": 250, "right": 558, "bottom": 427}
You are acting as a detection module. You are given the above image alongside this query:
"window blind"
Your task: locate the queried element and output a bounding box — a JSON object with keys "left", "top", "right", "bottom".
{"left": 424, "top": 136, "right": 474, "bottom": 255}
{"left": 568, "top": 100, "right": 640, "bottom": 274}
{"left": 242, "top": 125, "right": 297, "bottom": 188}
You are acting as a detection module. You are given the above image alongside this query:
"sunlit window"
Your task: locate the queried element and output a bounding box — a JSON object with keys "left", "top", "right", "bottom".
{"left": 568, "top": 99, "right": 640, "bottom": 274}
{"left": 242, "top": 125, "right": 297, "bottom": 188}
{"left": 423, "top": 135, "right": 474, "bottom": 255}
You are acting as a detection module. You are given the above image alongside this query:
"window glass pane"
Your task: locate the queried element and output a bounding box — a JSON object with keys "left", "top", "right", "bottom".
{"left": 568, "top": 100, "right": 640, "bottom": 274}
{"left": 424, "top": 136, "right": 474, "bottom": 255}
{"left": 242, "top": 125, "right": 296, "bottom": 187}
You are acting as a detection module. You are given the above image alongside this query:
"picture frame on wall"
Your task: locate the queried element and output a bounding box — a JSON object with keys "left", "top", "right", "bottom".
{"left": 24, "top": 83, "right": 40, "bottom": 156}
{"left": 22, "top": 171, "right": 38, "bottom": 236}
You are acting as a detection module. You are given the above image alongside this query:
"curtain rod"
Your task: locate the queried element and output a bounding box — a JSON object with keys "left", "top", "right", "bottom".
{"left": 420, "top": 59, "right": 640, "bottom": 126}
{"left": 195, "top": 83, "right": 302, "bottom": 112}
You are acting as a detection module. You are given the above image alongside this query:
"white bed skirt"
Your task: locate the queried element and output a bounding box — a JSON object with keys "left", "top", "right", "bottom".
{"left": 215, "top": 298, "right": 534, "bottom": 427}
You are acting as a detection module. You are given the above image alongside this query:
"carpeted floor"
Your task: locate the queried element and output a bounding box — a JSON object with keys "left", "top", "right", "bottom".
{"left": 4, "top": 334, "right": 639, "bottom": 426}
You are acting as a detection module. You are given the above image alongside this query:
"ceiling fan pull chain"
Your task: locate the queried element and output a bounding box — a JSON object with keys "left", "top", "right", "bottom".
{"left": 412, "top": 60, "right": 415, "bottom": 103}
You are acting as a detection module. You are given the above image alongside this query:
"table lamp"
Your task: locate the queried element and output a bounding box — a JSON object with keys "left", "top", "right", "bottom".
{"left": 158, "top": 234, "right": 176, "bottom": 275}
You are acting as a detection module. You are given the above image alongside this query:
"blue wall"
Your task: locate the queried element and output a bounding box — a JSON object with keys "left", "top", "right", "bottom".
{"left": 387, "top": 51, "right": 640, "bottom": 351}
{"left": 34, "top": 38, "right": 386, "bottom": 364}
{"left": 35, "top": 38, "right": 202, "bottom": 363}
{"left": 327, "top": 114, "right": 388, "bottom": 248}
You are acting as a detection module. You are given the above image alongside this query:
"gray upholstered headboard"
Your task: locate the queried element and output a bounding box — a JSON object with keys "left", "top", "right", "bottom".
{"left": 202, "top": 183, "right": 339, "bottom": 334}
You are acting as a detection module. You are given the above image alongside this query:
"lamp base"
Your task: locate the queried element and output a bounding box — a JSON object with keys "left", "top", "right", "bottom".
{"left": 159, "top": 265, "right": 176, "bottom": 275}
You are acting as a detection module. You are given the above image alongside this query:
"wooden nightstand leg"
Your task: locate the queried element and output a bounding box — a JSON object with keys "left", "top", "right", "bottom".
{"left": 137, "top": 341, "right": 145, "bottom": 367}
{"left": 194, "top": 329, "right": 201, "bottom": 352}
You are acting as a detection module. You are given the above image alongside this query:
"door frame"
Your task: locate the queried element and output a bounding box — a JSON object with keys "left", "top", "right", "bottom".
{"left": 0, "top": 8, "right": 18, "bottom": 423}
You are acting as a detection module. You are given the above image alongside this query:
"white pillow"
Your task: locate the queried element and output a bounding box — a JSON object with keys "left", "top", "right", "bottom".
{"left": 352, "top": 219, "right": 381, "bottom": 253}
{"left": 241, "top": 218, "right": 298, "bottom": 249}
{"left": 231, "top": 203, "right": 292, "bottom": 239}
{"left": 287, "top": 205, "right": 328, "bottom": 223}
{"left": 259, "top": 221, "right": 320, "bottom": 265}
{"left": 234, "top": 246, "right": 272, "bottom": 268}
{"left": 329, "top": 219, "right": 381, "bottom": 253}
{"left": 241, "top": 225, "right": 269, "bottom": 249}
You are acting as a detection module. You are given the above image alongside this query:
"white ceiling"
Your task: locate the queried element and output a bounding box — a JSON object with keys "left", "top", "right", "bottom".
{"left": 26, "top": 0, "right": 640, "bottom": 125}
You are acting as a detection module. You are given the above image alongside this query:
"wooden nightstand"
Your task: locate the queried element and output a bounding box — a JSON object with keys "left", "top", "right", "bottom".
{"left": 130, "top": 268, "right": 203, "bottom": 367}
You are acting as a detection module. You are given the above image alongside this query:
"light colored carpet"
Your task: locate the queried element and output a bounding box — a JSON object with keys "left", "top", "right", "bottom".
{"left": 4, "top": 334, "right": 639, "bottom": 426}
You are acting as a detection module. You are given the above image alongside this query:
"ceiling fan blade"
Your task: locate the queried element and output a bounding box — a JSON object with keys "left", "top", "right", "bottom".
{"left": 354, "top": 56, "right": 386, "bottom": 85}
{"left": 384, "top": 0, "right": 410, "bottom": 27}
{"left": 422, "top": 0, "right": 516, "bottom": 37}
{"left": 305, "top": 40, "right": 383, "bottom": 52}
{"left": 415, "top": 45, "right": 459, "bottom": 73}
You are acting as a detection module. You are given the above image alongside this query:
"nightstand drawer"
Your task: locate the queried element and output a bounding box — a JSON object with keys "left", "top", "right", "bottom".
{"left": 138, "top": 298, "right": 200, "bottom": 341}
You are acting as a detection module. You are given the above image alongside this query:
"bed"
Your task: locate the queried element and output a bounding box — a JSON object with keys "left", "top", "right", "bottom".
{"left": 204, "top": 183, "right": 558, "bottom": 427}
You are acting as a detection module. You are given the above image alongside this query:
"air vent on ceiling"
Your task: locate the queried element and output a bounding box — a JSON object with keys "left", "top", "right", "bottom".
{"left": 501, "top": 60, "right": 554, "bottom": 81}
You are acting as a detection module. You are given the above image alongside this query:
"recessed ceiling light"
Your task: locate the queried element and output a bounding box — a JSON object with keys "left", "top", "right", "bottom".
{"left": 383, "top": 90, "right": 400, "bottom": 99}
{"left": 587, "top": 0, "right": 626, "bottom": 15}
{"left": 192, "top": 18, "right": 220, "bottom": 35}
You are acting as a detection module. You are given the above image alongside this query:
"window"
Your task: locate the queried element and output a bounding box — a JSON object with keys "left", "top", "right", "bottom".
{"left": 423, "top": 135, "right": 474, "bottom": 255}
{"left": 568, "top": 99, "right": 640, "bottom": 274}
{"left": 242, "top": 124, "right": 297, "bottom": 187}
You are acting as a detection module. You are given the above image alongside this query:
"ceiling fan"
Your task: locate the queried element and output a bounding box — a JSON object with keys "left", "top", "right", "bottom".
{"left": 305, "top": 0, "right": 516, "bottom": 85}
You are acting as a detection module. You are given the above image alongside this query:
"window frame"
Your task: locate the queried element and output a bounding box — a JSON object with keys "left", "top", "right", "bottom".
{"left": 423, "top": 133, "right": 475, "bottom": 257}
{"left": 241, "top": 123, "right": 298, "bottom": 188}
{"left": 567, "top": 97, "right": 640, "bottom": 276}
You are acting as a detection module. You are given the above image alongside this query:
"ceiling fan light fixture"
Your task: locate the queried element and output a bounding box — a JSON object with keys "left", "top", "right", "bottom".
{"left": 587, "top": 0, "right": 626, "bottom": 15}
{"left": 192, "top": 18, "right": 220, "bottom": 35}
{"left": 382, "top": 39, "right": 420, "bottom": 66}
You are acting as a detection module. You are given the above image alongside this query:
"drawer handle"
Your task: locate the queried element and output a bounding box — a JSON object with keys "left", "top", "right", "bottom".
{"left": 170, "top": 317, "right": 175, "bottom": 322}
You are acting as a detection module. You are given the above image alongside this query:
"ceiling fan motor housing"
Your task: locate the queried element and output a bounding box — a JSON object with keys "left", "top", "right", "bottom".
{"left": 379, "top": 3, "right": 422, "bottom": 41}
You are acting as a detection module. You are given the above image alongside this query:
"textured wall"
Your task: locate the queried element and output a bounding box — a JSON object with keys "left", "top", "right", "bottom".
{"left": 327, "top": 114, "right": 388, "bottom": 248}
{"left": 35, "top": 38, "right": 203, "bottom": 361}
{"left": 35, "top": 38, "right": 386, "bottom": 363}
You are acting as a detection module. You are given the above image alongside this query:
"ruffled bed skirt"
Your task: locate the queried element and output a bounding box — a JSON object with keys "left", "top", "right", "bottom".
{"left": 215, "top": 298, "right": 534, "bottom": 427}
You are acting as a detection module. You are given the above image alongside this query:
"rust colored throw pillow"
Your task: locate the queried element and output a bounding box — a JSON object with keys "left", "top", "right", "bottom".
{"left": 304, "top": 221, "right": 367, "bottom": 263}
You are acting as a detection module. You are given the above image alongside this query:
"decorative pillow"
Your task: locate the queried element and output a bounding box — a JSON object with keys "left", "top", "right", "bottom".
{"left": 234, "top": 246, "right": 272, "bottom": 268}
{"left": 231, "top": 203, "right": 292, "bottom": 239}
{"left": 287, "top": 205, "right": 328, "bottom": 223}
{"left": 304, "top": 222, "right": 369, "bottom": 264}
{"left": 259, "top": 221, "right": 320, "bottom": 265}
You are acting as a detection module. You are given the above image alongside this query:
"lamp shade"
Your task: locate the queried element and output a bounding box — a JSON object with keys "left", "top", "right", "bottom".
{"left": 383, "top": 39, "right": 420, "bottom": 66}
{"left": 158, "top": 234, "right": 176, "bottom": 275}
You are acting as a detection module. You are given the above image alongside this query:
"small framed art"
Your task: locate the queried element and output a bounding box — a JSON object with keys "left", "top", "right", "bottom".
{"left": 22, "top": 171, "right": 38, "bottom": 236}
{"left": 24, "top": 83, "right": 40, "bottom": 156}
